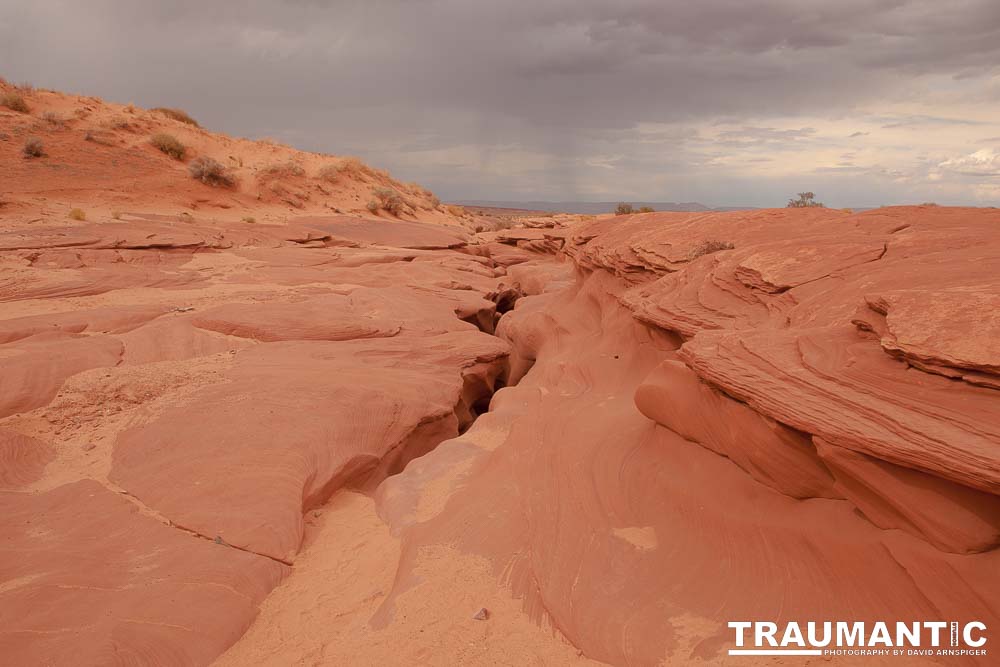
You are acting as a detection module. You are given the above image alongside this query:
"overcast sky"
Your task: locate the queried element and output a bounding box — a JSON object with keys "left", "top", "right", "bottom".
{"left": 2, "top": 0, "right": 999, "bottom": 207}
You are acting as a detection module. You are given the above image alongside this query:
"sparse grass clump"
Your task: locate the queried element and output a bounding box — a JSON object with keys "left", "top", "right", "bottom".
{"left": 1, "top": 92, "right": 29, "bottom": 113}
{"left": 68, "top": 208, "right": 87, "bottom": 221}
{"left": 107, "top": 117, "right": 132, "bottom": 131}
{"left": 242, "top": 215, "right": 256, "bottom": 224}
{"left": 340, "top": 156, "right": 368, "bottom": 174}
{"left": 152, "top": 107, "right": 200, "bottom": 127}
{"left": 615, "top": 203, "right": 634, "bottom": 215}
{"left": 111, "top": 210, "right": 122, "bottom": 220}
{"left": 372, "top": 187, "right": 404, "bottom": 215}
{"left": 189, "top": 156, "right": 236, "bottom": 188}
{"left": 258, "top": 162, "right": 305, "bottom": 179}
{"left": 22, "top": 137, "right": 44, "bottom": 158}
{"left": 85, "top": 129, "right": 115, "bottom": 146}
{"left": 446, "top": 204, "right": 466, "bottom": 217}
{"left": 41, "top": 111, "right": 66, "bottom": 127}
{"left": 637, "top": 206, "right": 655, "bottom": 213}
{"left": 689, "top": 240, "right": 735, "bottom": 260}
{"left": 317, "top": 163, "right": 343, "bottom": 182}
{"left": 150, "top": 133, "right": 186, "bottom": 160}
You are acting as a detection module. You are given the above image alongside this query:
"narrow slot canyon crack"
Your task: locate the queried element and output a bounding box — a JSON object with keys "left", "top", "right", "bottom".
{"left": 3, "top": 195, "right": 998, "bottom": 667}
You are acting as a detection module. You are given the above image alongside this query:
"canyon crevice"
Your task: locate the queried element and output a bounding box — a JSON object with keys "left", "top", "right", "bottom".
{"left": 2, "top": 96, "right": 998, "bottom": 664}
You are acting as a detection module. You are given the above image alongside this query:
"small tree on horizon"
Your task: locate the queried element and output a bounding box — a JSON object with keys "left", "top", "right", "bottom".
{"left": 787, "top": 192, "right": 824, "bottom": 208}
{"left": 615, "top": 202, "right": 634, "bottom": 215}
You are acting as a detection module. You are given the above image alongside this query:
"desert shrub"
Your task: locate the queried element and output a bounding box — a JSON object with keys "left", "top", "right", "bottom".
{"left": 22, "top": 137, "right": 44, "bottom": 158}
{"left": 344, "top": 156, "right": 371, "bottom": 175}
{"left": 188, "top": 156, "right": 236, "bottom": 188}
{"left": 428, "top": 194, "right": 441, "bottom": 209}
{"left": 919, "top": 202, "right": 939, "bottom": 206}
{"left": 1, "top": 92, "right": 29, "bottom": 113}
{"left": 615, "top": 203, "right": 634, "bottom": 215}
{"left": 258, "top": 161, "right": 305, "bottom": 179}
{"left": 68, "top": 208, "right": 87, "bottom": 221}
{"left": 317, "top": 164, "right": 342, "bottom": 182}
{"left": 637, "top": 206, "right": 655, "bottom": 213}
{"left": 446, "top": 204, "right": 466, "bottom": 217}
{"left": 373, "top": 187, "right": 404, "bottom": 215}
{"left": 366, "top": 200, "right": 379, "bottom": 213}
{"left": 689, "top": 240, "right": 735, "bottom": 259}
{"left": 787, "top": 192, "right": 824, "bottom": 208}
{"left": 242, "top": 216, "right": 256, "bottom": 223}
{"left": 152, "top": 107, "right": 200, "bottom": 127}
{"left": 256, "top": 137, "right": 287, "bottom": 147}
{"left": 111, "top": 210, "right": 122, "bottom": 220}
{"left": 42, "top": 111, "right": 66, "bottom": 127}
{"left": 150, "top": 133, "right": 186, "bottom": 160}
{"left": 84, "top": 129, "right": 115, "bottom": 146}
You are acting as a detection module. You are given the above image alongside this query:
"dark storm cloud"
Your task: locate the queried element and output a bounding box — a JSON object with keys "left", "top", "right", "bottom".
{"left": 1, "top": 0, "right": 998, "bottom": 204}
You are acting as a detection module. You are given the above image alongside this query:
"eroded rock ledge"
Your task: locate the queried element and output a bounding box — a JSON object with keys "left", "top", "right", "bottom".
{"left": 364, "top": 206, "right": 999, "bottom": 666}
{"left": 0, "top": 216, "right": 515, "bottom": 664}
{"left": 3, "top": 206, "right": 998, "bottom": 666}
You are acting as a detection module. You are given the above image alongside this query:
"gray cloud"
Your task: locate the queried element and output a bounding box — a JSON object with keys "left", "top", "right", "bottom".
{"left": 1, "top": 0, "right": 999, "bottom": 206}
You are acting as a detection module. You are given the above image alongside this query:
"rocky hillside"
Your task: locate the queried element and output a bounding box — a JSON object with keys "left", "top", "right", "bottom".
{"left": 0, "top": 79, "right": 467, "bottom": 227}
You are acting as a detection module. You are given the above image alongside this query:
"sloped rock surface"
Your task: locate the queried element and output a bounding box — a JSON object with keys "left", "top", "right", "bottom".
{"left": 0, "top": 214, "right": 510, "bottom": 663}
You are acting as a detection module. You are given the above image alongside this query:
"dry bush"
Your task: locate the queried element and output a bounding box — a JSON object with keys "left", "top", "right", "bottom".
{"left": 22, "top": 137, "right": 44, "bottom": 158}
{"left": 372, "top": 187, "right": 404, "bottom": 215}
{"left": 490, "top": 217, "right": 518, "bottom": 231}
{"left": 152, "top": 107, "right": 200, "bottom": 127}
{"left": 1, "top": 92, "right": 29, "bottom": 113}
{"left": 150, "top": 133, "right": 186, "bottom": 160}
{"left": 366, "top": 200, "right": 379, "bottom": 213}
{"left": 446, "top": 204, "right": 466, "bottom": 217}
{"left": 84, "top": 129, "right": 115, "bottom": 146}
{"left": 68, "top": 208, "right": 86, "bottom": 221}
{"left": 428, "top": 194, "right": 441, "bottom": 209}
{"left": 189, "top": 156, "right": 236, "bottom": 188}
{"left": 615, "top": 203, "right": 634, "bottom": 215}
{"left": 787, "top": 192, "right": 824, "bottom": 208}
{"left": 242, "top": 216, "right": 256, "bottom": 224}
{"left": 637, "top": 206, "right": 655, "bottom": 213}
{"left": 107, "top": 117, "right": 132, "bottom": 131}
{"left": 338, "top": 156, "right": 370, "bottom": 176}
{"left": 111, "top": 210, "right": 122, "bottom": 220}
{"left": 317, "top": 163, "right": 344, "bottom": 182}
{"left": 258, "top": 161, "right": 305, "bottom": 179}
{"left": 256, "top": 137, "right": 286, "bottom": 147}
{"left": 689, "top": 239, "right": 735, "bottom": 259}
{"left": 42, "top": 111, "right": 66, "bottom": 127}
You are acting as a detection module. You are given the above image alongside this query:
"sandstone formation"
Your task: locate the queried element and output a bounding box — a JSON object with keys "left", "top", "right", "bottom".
{"left": 3, "top": 80, "right": 998, "bottom": 667}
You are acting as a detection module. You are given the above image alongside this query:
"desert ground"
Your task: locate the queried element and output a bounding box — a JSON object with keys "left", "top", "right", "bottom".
{"left": 1, "top": 81, "right": 999, "bottom": 666}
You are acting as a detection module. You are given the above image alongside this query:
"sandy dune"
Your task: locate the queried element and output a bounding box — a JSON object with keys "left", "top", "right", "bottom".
{"left": 2, "top": 81, "right": 998, "bottom": 666}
